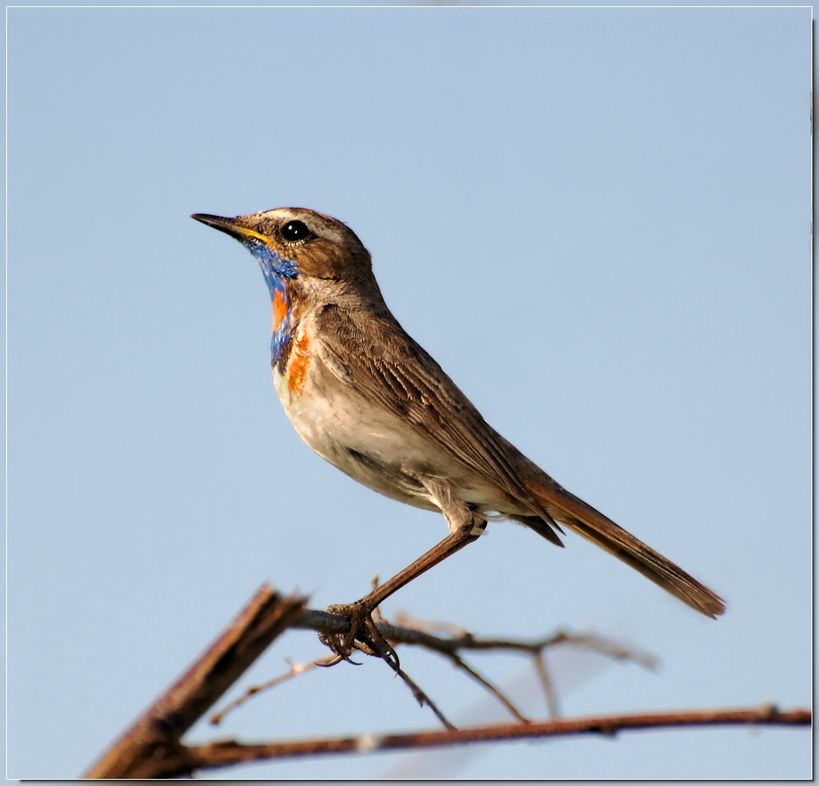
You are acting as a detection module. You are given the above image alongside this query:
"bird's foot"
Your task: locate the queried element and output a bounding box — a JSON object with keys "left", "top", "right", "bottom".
{"left": 321, "top": 600, "right": 400, "bottom": 670}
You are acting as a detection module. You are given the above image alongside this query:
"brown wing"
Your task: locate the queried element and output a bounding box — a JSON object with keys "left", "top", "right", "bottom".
{"left": 315, "top": 304, "right": 548, "bottom": 516}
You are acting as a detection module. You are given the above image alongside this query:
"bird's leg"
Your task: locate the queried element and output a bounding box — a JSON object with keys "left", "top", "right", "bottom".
{"left": 324, "top": 523, "right": 480, "bottom": 665}
{"left": 325, "top": 484, "right": 485, "bottom": 665}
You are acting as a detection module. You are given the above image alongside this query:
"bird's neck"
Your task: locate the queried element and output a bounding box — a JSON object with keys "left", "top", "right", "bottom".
{"left": 249, "top": 243, "right": 300, "bottom": 369}
{"left": 268, "top": 276, "right": 298, "bottom": 368}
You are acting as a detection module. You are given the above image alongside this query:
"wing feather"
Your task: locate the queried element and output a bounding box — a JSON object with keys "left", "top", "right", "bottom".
{"left": 316, "top": 305, "right": 543, "bottom": 513}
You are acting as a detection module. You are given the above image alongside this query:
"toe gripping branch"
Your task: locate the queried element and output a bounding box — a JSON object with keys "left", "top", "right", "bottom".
{"left": 320, "top": 600, "right": 400, "bottom": 669}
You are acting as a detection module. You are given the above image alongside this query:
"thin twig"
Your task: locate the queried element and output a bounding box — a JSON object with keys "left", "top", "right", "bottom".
{"left": 176, "top": 705, "right": 811, "bottom": 774}
{"left": 394, "top": 610, "right": 472, "bottom": 638}
{"left": 390, "top": 660, "right": 456, "bottom": 731}
{"left": 370, "top": 575, "right": 386, "bottom": 625}
{"left": 446, "top": 652, "right": 531, "bottom": 723}
{"left": 297, "top": 608, "right": 654, "bottom": 722}
{"left": 210, "top": 607, "right": 585, "bottom": 728}
{"left": 294, "top": 610, "right": 657, "bottom": 670}
{"left": 533, "top": 650, "right": 560, "bottom": 718}
{"left": 210, "top": 655, "right": 337, "bottom": 726}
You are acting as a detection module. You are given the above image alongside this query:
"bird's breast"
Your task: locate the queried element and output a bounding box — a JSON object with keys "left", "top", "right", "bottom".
{"left": 274, "top": 325, "right": 313, "bottom": 405}
{"left": 271, "top": 333, "right": 503, "bottom": 510}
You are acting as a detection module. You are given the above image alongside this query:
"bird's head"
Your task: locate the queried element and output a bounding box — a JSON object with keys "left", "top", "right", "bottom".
{"left": 192, "top": 207, "right": 376, "bottom": 301}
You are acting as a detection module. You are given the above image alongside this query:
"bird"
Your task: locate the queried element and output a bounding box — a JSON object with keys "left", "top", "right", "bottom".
{"left": 192, "top": 207, "right": 725, "bottom": 654}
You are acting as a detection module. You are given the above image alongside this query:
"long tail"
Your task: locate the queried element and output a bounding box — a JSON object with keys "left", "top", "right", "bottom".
{"left": 526, "top": 478, "right": 726, "bottom": 619}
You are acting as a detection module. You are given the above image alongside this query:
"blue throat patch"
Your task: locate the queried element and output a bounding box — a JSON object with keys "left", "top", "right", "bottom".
{"left": 242, "top": 238, "right": 299, "bottom": 285}
{"left": 269, "top": 283, "right": 292, "bottom": 367}
{"left": 241, "top": 238, "right": 299, "bottom": 366}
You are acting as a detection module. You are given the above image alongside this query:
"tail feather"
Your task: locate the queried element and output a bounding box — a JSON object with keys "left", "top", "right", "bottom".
{"left": 510, "top": 514, "right": 565, "bottom": 547}
{"left": 526, "top": 480, "right": 726, "bottom": 619}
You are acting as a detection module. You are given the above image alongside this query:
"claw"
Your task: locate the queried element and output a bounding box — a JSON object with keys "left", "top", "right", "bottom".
{"left": 323, "top": 601, "right": 399, "bottom": 670}
{"left": 325, "top": 601, "right": 366, "bottom": 657}
{"left": 315, "top": 653, "right": 345, "bottom": 668}
{"left": 317, "top": 641, "right": 362, "bottom": 666}
{"left": 363, "top": 614, "right": 400, "bottom": 671}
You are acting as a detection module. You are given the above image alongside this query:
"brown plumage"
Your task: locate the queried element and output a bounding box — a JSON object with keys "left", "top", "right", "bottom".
{"left": 316, "top": 302, "right": 725, "bottom": 619}
{"left": 193, "top": 207, "right": 726, "bottom": 623}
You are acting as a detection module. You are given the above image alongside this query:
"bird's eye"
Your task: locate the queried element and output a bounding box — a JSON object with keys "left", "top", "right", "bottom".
{"left": 281, "top": 220, "right": 312, "bottom": 242}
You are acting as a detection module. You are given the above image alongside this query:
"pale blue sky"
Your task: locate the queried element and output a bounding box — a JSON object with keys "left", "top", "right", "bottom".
{"left": 6, "top": 4, "right": 812, "bottom": 779}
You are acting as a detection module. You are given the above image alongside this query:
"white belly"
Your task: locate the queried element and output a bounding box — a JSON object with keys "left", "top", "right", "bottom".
{"left": 273, "top": 356, "right": 503, "bottom": 511}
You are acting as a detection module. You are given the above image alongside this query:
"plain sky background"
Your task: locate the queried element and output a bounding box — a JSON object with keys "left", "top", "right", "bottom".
{"left": 6, "top": 3, "right": 812, "bottom": 780}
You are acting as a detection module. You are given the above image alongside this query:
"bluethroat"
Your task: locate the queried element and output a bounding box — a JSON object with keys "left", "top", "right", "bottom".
{"left": 192, "top": 208, "right": 725, "bottom": 657}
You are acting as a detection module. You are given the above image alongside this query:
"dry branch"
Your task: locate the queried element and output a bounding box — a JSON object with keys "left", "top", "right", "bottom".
{"left": 84, "top": 584, "right": 307, "bottom": 778}
{"left": 294, "top": 609, "right": 657, "bottom": 667}
{"left": 83, "top": 584, "right": 811, "bottom": 779}
{"left": 213, "top": 608, "right": 655, "bottom": 727}
{"left": 178, "top": 705, "right": 810, "bottom": 774}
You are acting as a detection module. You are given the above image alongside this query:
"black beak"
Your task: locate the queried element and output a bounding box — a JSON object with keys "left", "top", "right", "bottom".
{"left": 191, "top": 213, "right": 255, "bottom": 242}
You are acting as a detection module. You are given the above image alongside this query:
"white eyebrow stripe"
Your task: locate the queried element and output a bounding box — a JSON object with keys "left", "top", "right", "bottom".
{"left": 257, "top": 208, "right": 349, "bottom": 245}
